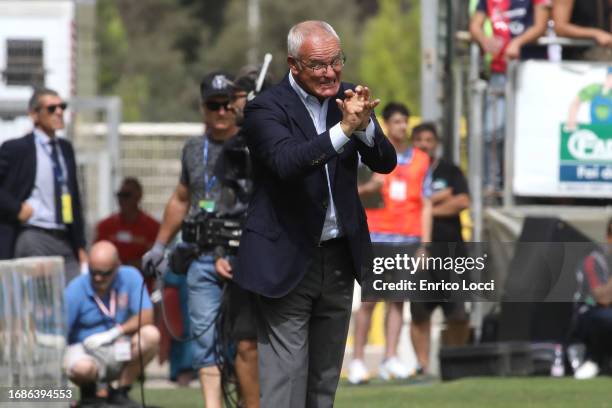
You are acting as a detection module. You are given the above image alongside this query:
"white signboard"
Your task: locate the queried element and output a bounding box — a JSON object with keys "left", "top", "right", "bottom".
{"left": 0, "top": 1, "right": 74, "bottom": 143}
{"left": 514, "top": 61, "right": 612, "bottom": 198}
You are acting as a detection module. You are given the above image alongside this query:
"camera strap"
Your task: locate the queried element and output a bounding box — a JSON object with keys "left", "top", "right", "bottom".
{"left": 201, "top": 137, "right": 217, "bottom": 211}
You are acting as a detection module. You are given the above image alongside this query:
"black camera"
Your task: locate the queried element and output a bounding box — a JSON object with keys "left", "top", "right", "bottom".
{"left": 169, "top": 211, "right": 244, "bottom": 275}
{"left": 182, "top": 210, "right": 244, "bottom": 253}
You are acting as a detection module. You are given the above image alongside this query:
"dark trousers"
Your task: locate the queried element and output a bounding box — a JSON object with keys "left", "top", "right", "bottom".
{"left": 14, "top": 227, "right": 79, "bottom": 284}
{"left": 256, "top": 238, "right": 354, "bottom": 408}
{"left": 575, "top": 307, "right": 612, "bottom": 368}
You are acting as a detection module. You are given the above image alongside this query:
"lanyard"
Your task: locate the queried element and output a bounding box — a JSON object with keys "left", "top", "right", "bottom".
{"left": 93, "top": 290, "right": 116, "bottom": 320}
{"left": 36, "top": 135, "right": 66, "bottom": 186}
{"left": 202, "top": 137, "right": 217, "bottom": 195}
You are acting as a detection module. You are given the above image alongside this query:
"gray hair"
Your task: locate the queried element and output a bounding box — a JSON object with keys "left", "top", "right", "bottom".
{"left": 28, "top": 87, "right": 59, "bottom": 112}
{"left": 287, "top": 20, "right": 340, "bottom": 58}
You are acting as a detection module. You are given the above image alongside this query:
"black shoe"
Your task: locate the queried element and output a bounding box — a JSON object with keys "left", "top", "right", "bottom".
{"left": 107, "top": 385, "right": 141, "bottom": 408}
{"left": 74, "top": 396, "right": 107, "bottom": 407}
{"left": 74, "top": 383, "right": 106, "bottom": 407}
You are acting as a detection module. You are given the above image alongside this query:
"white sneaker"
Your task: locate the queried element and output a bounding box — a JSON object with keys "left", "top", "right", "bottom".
{"left": 347, "top": 359, "right": 370, "bottom": 384}
{"left": 379, "top": 357, "right": 411, "bottom": 380}
{"left": 574, "top": 360, "right": 599, "bottom": 380}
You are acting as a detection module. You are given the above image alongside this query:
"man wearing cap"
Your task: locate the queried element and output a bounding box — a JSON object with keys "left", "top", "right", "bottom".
{"left": 142, "top": 71, "right": 238, "bottom": 407}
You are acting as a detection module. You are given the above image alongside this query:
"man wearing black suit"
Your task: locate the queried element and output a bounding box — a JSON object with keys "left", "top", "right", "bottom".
{"left": 0, "top": 88, "right": 86, "bottom": 283}
{"left": 234, "top": 20, "right": 396, "bottom": 407}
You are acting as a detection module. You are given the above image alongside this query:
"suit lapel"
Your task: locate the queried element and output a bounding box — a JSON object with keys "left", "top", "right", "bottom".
{"left": 326, "top": 86, "right": 345, "bottom": 187}
{"left": 281, "top": 77, "right": 318, "bottom": 141}
{"left": 24, "top": 133, "right": 37, "bottom": 193}
{"left": 282, "top": 77, "right": 347, "bottom": 188}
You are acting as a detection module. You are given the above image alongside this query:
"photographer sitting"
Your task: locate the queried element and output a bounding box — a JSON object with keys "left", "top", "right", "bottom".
{"left": 64, "top": 241, "right": 159, "bottom": 407}
{"left": 142, "top": 71, "right": 239, "bottom": 408}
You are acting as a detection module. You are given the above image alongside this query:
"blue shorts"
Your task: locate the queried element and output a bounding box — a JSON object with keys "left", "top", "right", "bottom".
{"left": 186, "top": 254, "right": 224, "bottom": 369}
{"left": 370, "top": 232, "right": 420, "bottom": 244}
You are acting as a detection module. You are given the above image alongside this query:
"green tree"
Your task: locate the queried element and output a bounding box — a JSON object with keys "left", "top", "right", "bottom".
{"left": 359, "top": 0, "right": 421, "bottom": 114}
{"left": 96, "top": 0, "right": 368, "bottom": 121}
{"left": 97, "top": 0, "right": 203, "bottom": 121}
{"left": 199, "top": 0, "right": 363, "bottom": 85}
{"left": 96, "top": 1, "right": 128, "bottom": 95}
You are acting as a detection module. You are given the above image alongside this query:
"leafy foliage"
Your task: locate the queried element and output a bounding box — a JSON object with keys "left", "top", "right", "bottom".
{"left": 96, "top": 0, "right": 421, "bottom": 121}
{"left": 359, "top": 0, "right": 421, "bottom": 114}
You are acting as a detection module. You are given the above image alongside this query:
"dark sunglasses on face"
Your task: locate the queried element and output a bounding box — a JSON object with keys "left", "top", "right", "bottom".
{"left": 39, "top": 102, "right": 68, "bottom": 114}
{"left": 90, "top": 268, "right": 114, "bottom": 277}
{"left": 116, "top": 191, "right": 133, "bottom": 199}
{"left": 205, "top": 100, "right": 232, "bottom": 111}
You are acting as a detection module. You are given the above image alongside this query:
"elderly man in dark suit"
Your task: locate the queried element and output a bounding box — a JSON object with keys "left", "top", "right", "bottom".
{"left": 0, "top": 88, "right": 86, "bottom": 283}
{"left": 234, "top": 20, "right": 396, "bottom": 407}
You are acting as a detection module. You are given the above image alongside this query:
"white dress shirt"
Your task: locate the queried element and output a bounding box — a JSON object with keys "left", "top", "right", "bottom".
{"left": 26, "top": 128, "right": 69, "bottom": 230}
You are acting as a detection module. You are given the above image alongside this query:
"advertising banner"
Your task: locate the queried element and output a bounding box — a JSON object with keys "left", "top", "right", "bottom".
{"left": 514, "top": 62, "right": 612, "bottom": 197}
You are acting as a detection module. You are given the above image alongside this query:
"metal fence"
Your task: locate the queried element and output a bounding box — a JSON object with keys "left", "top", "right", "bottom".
{"left": 0, "top": 257, "right": 66, "bottom": 387}
{"left": 92, "top": 123, "right": 204, "bottom": 221}
{"left": 467, "top": 36, "right": 600, "bottom": 240}
{"left": 465, "top": 36, "right": 604, "bottom": 342}
{"left": 0, "top": 95, "right": 201, "bottom": 243}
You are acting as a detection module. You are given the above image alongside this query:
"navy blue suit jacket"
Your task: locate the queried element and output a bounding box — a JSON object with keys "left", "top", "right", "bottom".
{"left": 234, "top": 76, "right": 397, "bottom": 298}
{"left": 0, "top": 133, "right": 86, "bottom": 259}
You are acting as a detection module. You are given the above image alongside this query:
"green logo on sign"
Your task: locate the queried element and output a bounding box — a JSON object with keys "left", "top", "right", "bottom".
{"left": 560, "top": 124, "right": 612, "bottom": 163}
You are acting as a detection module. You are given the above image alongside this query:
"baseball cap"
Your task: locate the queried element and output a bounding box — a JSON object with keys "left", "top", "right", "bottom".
{"left": 200, "top": 71, "right": 234, "bottom": 101}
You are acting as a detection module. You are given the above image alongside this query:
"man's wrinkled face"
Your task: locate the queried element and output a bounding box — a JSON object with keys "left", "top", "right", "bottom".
{"left": 413, "top": 130, "right": 438, "bottom": 158}
{"left": 30, "top": 94, "right": 66, "bottom": 134}
{"left": 289, "top": 34, "right": 342, "bottom": 100}
{"left": 385, "top": 113, "right": 409, "bottom": 144}
{"left": 202, "top": 95, "right": 236, "bottom": 132}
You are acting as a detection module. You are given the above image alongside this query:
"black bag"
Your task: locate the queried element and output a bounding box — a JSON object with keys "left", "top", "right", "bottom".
{"left": 169, "top": 242, "right": 200, "bottom": 275}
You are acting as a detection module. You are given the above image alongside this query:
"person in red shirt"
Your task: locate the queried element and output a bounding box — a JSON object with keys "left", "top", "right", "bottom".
{"left": 96, "top": 177, "right": 160, "bottom": 280}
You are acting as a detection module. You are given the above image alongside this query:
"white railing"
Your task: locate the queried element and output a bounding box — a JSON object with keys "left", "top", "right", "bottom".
{"left": 0, "top": 257, "right": 66, "bottom": 387}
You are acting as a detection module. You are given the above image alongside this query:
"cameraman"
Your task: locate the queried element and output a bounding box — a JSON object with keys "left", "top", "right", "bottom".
{"left": 214, "top": 67, "right": 270, "bottom": 408}
{"left": 142, "top": 71, "right": 238, "bottom": 408}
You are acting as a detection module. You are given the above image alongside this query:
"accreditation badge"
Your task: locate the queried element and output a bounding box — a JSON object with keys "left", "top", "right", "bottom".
{"left": 199, "top": 199, "right": 216, "bottom": 213}
{"left": 61, "top": 193, "right": 73, "bottom": 224}
{"left": 114, "top": 337, "right": 132, "bottom": 362}
{"left": 389, "top": 180, "right": 407, "bottom": 201}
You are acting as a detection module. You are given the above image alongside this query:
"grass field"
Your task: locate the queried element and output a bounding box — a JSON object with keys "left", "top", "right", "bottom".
{"left": 131, "top": 377, "right": 612, "bottom": 408}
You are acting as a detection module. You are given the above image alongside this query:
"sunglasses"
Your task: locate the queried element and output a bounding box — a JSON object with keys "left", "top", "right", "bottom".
{"left": 90, "top": 268, "right": 114, "bottom": 277}
{"left": 116, "top": 191, "right": 133, "bottom": 199}
{"left": 39, "top": 102, "right": 68, "bottom": 114}
{"left": 205, "top": 100, "right": 232, "bottom": 111}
